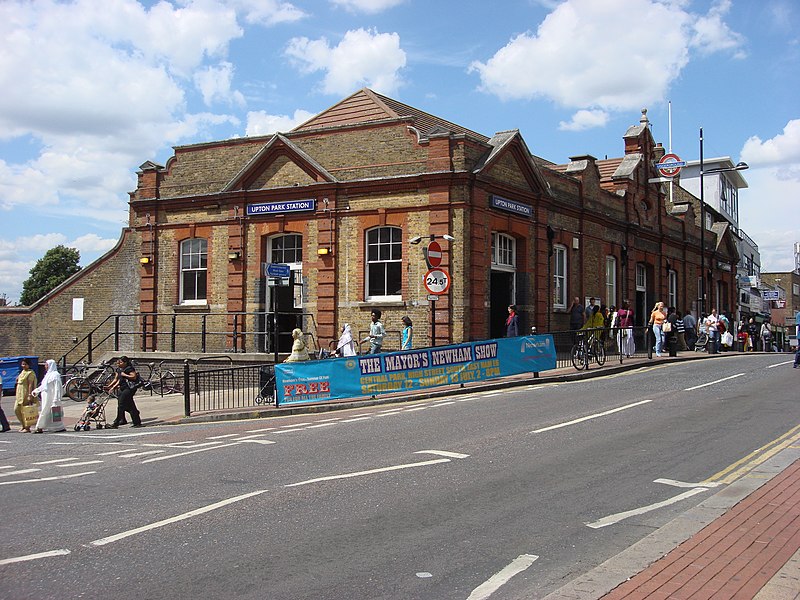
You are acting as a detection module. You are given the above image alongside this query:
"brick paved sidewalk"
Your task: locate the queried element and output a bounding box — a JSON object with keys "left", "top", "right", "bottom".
{"left": 602, "top": 459, "right": 800, "bottom": 600}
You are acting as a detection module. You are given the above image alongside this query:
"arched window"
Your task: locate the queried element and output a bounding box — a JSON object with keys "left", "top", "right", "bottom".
{"left": 366, "top": 226, "right": 402, "bottom": 300}
{"left": 269, "top": 234, "right": 304, "bottom": 308}
{"left": 553, "top": 244, "right": 567, "bottom": 309}
{"left": 180, "top": 238, "right": 207, "bottom": 304}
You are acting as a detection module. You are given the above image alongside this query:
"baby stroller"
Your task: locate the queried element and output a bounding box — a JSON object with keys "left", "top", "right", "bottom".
{"left": 74, "top": 392, "right": 111, "bottom": 431}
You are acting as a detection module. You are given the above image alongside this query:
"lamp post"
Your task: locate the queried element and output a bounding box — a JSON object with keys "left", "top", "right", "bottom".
{"left": 698, "top": 127, "right": 748, "bottom": 318}
{"left": 410, "top": 233, "right": 455, "bottom": 347}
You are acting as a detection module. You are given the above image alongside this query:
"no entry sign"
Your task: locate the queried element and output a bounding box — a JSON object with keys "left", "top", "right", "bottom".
{"left": 656, "top": 153, "right": 685, "bottom": 178}
{"left": 427, "top": 240, "right": 442, "bottom": 267}
{"left": 424, "top": 268, "right": 450, "bottom": 295}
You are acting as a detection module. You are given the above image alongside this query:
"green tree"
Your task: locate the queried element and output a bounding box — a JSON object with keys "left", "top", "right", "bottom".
{"left": 19, "top": 245, "right": 82, "bottom": 305}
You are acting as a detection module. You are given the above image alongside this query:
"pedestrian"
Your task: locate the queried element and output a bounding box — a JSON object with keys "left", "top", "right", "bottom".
{"left": 719, "top": 311, "right": 731, "bottom": 351}
{"left": 582, "top": 304, "right": 604, "bottom": 330}
{"left": 683, "top": 311, "right": 697, "bottom": 351}
{"left": 285, "top": 329, "right": 311, "bottom": 362}
{"left": 335, "top": 323, "right": 357, "bottom": 357}
{"left": 584, "top": 297, "right": 597, "bottom": 324}
{"left": 30, "top": 359, "right": 66, "bottom": 434}
{"left": 794, "top": 309, "right": 800, "bottom": 368}
{"left": 505, "top": 305, "right": 519, "bottom": 337}
{"left": 761, "top": 319, "right": 773, "bottom": 352}
{"left": 0, "top": 374, "right": 10, "bottom": 433}
{"left": 568, "top": 297, "right": 584, "bottom": 332}
{"left": 401, "top": 316, "right": 413, "bottom": 350}
{"left": 665, "top": 307, "right": 679, "bottom": 357}
{"left": 705, "top": 308, "right": 720, "bottom": 353}
{"left": 675, "top": 310, "right": 688, "bottom": 351}
{"left": 748, "top": 318, "right": 758, "bottom": 351}
{"left": 14, "top": 358, "right": 38, "bottom": 433}
{"left": 649, "top": 301, "right": 667, "bottom": 357}
{"left": 364, "top": 309, "right": 385, "bottom": 353}
{"left": 107, "top": 356, "right": 143, "bottom": 428}
{"left": 617, "top": 300, "right": 635, "bottom": 357}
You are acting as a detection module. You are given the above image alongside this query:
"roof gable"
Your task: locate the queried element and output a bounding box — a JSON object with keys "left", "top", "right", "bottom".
{"left": 474, "top": 130, "right": 551, "bottom": 196}
{"left": 223, "top": 134, "right": 336, "bottom": 192}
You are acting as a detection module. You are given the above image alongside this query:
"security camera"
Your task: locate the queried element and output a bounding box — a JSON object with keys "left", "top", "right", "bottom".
{"left": 409, "top": 236, "right": 423, "bottom": 245}
{"left": 442, "top": 234, "right": 455, "bottom": 241}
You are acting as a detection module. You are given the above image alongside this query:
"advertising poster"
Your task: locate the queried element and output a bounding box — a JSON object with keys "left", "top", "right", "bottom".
{"left": 275, "top": 335, "right": 556, "bottom": 407}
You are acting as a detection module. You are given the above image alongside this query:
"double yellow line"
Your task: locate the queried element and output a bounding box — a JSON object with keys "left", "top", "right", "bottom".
{"left": 702, "top": 423, "right": 800, "bottom": 485}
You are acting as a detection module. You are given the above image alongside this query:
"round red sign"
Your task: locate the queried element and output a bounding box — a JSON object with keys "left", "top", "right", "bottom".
{"left": 656, "top": 153, "right": 684, "bottom": 178}
{"left": 427, "top": 240, "right": 442, "bottom": 268}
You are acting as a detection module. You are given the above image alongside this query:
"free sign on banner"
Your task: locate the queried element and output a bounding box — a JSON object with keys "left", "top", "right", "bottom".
{"left": 424, "top": 268, "right": 450, "bottom": 295}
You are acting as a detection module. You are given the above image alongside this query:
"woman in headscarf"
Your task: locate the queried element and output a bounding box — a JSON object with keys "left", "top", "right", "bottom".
{"left": 285, "top": 329, "right": 311, "bottom": 362}
{"left": 335, "top": 323, "right": 357, "bottom": 357}
{"left": 14, "top": 358, "right": 38, "bottom": 433}
{"left": 505, "top": 305, "right": 519, "bottom": 337}
{"left": 31, "top": 359, "right": 66, "bottom": 434}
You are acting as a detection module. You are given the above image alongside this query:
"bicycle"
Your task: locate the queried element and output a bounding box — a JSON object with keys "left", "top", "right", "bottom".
{"left": 64, "top": 361, "right": 116, "bottom": 401}
{"left": 571, "top": 331, "right": 606, "bottom": 370}
{"left": 138, "top": 361, "right": 182, "bottom": 396}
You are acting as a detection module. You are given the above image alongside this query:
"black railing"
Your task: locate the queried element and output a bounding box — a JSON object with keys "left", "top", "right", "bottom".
{"left": 183, "top": 361, "right": 274, "bottom": 416}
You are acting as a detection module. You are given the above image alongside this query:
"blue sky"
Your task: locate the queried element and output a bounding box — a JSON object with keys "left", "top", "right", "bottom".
{"left": 1, "top": 0, "right": 798, "bottom": 304}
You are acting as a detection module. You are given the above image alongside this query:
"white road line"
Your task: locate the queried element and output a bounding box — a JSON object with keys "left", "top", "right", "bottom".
{"left": 305, "top": 422, "right": 338, "bottom": 429}
{"left": 586, "top": 488, "right": 708, "bottom": 529}
{"left": 33, "top": 458, "right": 82, "bottom": 465}
{"left": 271, "top": 428, "right": 305, "bottom": 434}
{"left": 405, "top": 406, "right": 429, "bottom": 412}
{"left": 0, "top": 468, "right": 40, "bottom": 478}
{"left": 0, "top": 549, "right": 71, "bottom": 566}
{"left": 206, "top": 434, "right": 239, "bottom": 439}
{"left": 316, "top": 417, "right": 341, "bottom": 422}
{"left": 246, "top": 427, "right": 275, "bottom": 433}
{"left": 342, "top": 416, "right": 372, "bottom": 423}
{"left": 531, "top": 399, "right": 652, "bottom": 433}
{"left": 233, "top": 434, "right": 270, "bottom": 440}
{"left": 432, "top": 401, "right": 456, "bottom": 407}
{"left": 282, "top": 422, "right": 311, "bottom": 428}
{"left": 118, "top": 450, "right": 166, "bottom": 458}
{"left": 684, "top": 373, "right": 745, "bottom": 391}
{"left": 90, "top": 490, "right": 268, "bottom": 547}
{"left": 767, "top": 361, "right": 793, "bottom": 369}
{"left": 415, "top": 450, "right": 470, "bottom": 459}
{"left": 467, "top": 554, "right": 539, "bottom": 600}
{"left": 0, "top": 465, "right": 18, "bottom": 469}
{"left": 235, "top": 440, "right": 276, "bottom": 445}
{"left": 140, "top": 442, "right": 242, "bottom": 463}
{"left": 56, "top": 461, "right": 103, "bottom": 468}
{"left": 655, "top": 478, "right": 722, "bottom": 488}
{"left": 284, "top": 458, "right": 451, "bottom": 488}
{"left": 97, "top": 449, "right": 140, "bottom": 456}
{"left": 0, "top": 471, "right": 96, "bottom": 486}
{"left": 458, "top": 396, "right": 479, "bottom": 402}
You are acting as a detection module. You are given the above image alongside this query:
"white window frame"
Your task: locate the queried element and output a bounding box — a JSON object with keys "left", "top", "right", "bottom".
{"left": 553, "top": 244, "right": 567, "bottom": 309}
{"left": 365, "top": 226, "right": 402, "bottom": 301}
{"left": 668, "top": 270, "right": 677, "bottom": 308}
{"left": 491, "top": 232, "right": 516, "bottom": 271}
{"left": 180, "top": 238, "right": 208, "bottom": 305}
{"left": 636, "top": 263, "right": 646, "bottom": 292}
{"left": 269, "top": 234, "right": 304, "bottom": 308}
{"left": 605, "top": 256, "right": 617, "bottom": 307}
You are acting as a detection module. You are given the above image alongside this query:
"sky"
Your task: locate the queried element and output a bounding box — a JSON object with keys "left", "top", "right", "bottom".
{"left": 1, "top": 0, "right": 798, "bottom": 304}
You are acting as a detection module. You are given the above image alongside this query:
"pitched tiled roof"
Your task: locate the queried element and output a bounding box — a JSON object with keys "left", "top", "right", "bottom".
{"left": 292, "top": 88, "right": 489, "bottom": 142}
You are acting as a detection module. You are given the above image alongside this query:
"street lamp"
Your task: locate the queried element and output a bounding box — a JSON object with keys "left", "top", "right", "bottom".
{"left": 698, "top": 126, "right": 748, "bottom": 318}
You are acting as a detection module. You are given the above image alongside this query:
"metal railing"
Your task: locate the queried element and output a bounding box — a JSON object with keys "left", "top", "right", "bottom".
{"left": 183, "top": 361, "right": 273, "bottom": 416}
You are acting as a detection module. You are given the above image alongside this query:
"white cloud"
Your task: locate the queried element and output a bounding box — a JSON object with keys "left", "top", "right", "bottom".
{"left": 195, "top": 62, "right": 246, "bottom": 107}
{"left": 470, "top": 0, "right": 744, "bottom": 114}
{"left": 230, "top": 0, "right": 307, "bottom": 25}
{"left": 72, "top": 233, "right": 119, "bottom": 255}
{"left": 329, "top": 0, "right": 406, "bottom": 14}
{"left": 246, "top": 110, "right": 317, "bottom": 136}
{"left": 690, "top": 0, "right": 747, "bottom": 58}
{"left": 740, "top": 119, "right": 800, "bottom": 170}
{"left": 285, "top": 28, "right": 406, "bottom": 95}
{"left": 558, "top": 109, "right": 609, "bottom": 132}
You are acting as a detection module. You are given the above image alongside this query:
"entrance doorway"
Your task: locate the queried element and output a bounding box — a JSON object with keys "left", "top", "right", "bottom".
{"left": 490, "top": 271, "right": 514, "bottom": 339}
{"left": 260, "top": 234, "right": 303, "bottom": 353}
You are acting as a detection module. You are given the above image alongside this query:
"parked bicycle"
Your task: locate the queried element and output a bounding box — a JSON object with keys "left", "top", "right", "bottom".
{"left": 571, "top": 330, "right": 606, "bottom": 370}
{"left": 64, "top": 360, "right": 116, "bottom": 402}
{"left": 137, "top": 360, "right": 182, "bottom": 396}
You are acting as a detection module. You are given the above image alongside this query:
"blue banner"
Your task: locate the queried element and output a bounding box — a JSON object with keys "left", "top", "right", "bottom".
{"left": 275, "top": 335, "right": 556, "bottom": 406}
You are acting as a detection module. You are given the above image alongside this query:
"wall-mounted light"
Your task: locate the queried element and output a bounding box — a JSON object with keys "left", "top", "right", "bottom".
{"left": 572, "top": 237, "right": 580, "bottom": 250}
{"left": 317, "top": 248, "right": 330, "bottom": 256}
{"left": 139, "top": 256, "right": 151, "bottom": 265}
{"left": 441, "top": 234, "right": 455, "bottom": 242}
{"left": 227, "top": 251, "right": 241, "bottom": 260}
{"left": 409, "top": 236, "right": 423, "bottom": 245}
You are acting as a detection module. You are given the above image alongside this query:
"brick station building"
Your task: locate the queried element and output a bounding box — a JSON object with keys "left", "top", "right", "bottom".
{"left": 0, "top": 89, "right": 739, "bottom": 360}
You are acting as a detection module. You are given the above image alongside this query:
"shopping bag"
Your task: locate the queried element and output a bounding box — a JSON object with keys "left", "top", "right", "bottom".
{"left": 51, "top": 405, "right": 64, "bottom": 423}
{"left": 21, "top": 404, "right": 39, "bottom": 428}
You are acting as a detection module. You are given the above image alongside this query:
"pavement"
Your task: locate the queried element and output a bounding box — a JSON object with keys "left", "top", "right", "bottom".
{"left": 1, "top": 348, "right": 798, "bottom": 599}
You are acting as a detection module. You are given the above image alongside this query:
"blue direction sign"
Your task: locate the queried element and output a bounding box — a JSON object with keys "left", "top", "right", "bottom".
{"left": 265, "top": 263, "right": 291, "bottom": 278}
{"left": 761, "top": 290, "right": 780, "bottom": 301}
